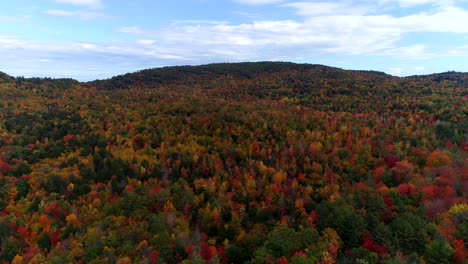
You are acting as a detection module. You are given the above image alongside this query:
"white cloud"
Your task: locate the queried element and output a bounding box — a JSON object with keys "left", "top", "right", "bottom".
{"left": 394, "top": 6, "right": 468, "bottom": 33}
{"left": 414, "top": 66, "right": 425, "bottom": 71}
{"left": 232, "top": 0, "right": 286, "bottom": 5}
{"left": 284, "top": 2, "right": 374, "bottom": 16}
{"left": 394, "top": 0, "right": 454, "bottom": 8}
{"left": 0, "top": 16, "right": 26, "bottom": 22}
{"left": 44, "top": 9, "right": 107, "bottom": 20}
{"left": 136, "top": 39, "right": 156, "bottom": 45}
{"left": 129, "top": 4, "right": 468, "bottom": 57}
{"left": 54, "top": 0, "right": 103, "bottom": 9}
{"left": 117, "top": 26, "right": 146, "bottom": 35}
{"left": 448, "top": 45, "right": 468, "bottom": 56}
{"left": 278, "top": 2, "right": 468, "bottom": 57}
{"left": 384, "top": 44, "right": 435, "bottom": 58}
{"left": 286, "top": 1, "right": 468, "bottom": 34}
{"left": 232, "top": 11, "right": 264, "bottom": 20}
{"left": 78, "top": 43, "right": 97, "bottom": 49}
{"left": 0, "top": 35, "right": 195, "bottom": 80}
{"left": 388, "top": 67, "right": 403, "bottom": 75}
{"left": 111, "top": 2, "right": 468, "bottom": 61}
{"left": 0, "top": 36, "right": 187, "bottom": 61}
{"left": 172, "top": 20, "right": 230, "bottom": 25}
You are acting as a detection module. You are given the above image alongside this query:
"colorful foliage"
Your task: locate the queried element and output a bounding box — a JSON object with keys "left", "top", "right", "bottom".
{"left": 0, "top": 62, "right": 466, "bottom": 263}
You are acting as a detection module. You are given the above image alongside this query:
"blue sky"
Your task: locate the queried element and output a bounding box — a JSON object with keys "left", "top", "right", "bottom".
{"left": 1, "top": 0, "right": 468, "bottom": 81}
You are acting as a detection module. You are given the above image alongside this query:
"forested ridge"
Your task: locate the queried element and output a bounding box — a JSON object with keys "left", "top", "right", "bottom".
{"left": 0, "top": 62, "right": 466, "bottom": 264}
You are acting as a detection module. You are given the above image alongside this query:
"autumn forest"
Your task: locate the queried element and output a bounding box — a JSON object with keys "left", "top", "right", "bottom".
{"left": 0, "top": 62, "right": 466, "bottom": 264}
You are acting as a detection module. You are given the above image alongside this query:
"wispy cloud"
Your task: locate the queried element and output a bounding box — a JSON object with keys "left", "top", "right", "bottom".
{"left": 54, "top": 0, "right": 103, "bottom": 9}
{"left": 232, "top": 11, "right": 264, "bottom": 20}
{"left": 44, "top": 9, "right": 108, "bottom": 20}
{"left": 0, "top": 15, "right": 27, "bottom": 22}
{"left": 171, "top": 20, "right": 230, "bottom": 25}
{"left": 383, "top": 44, "right": 436, "bottom": 59}
{"left": 117, "top": 26, "right": 147, "bottom": 35}
{"left": 390, "top": 0, "right": 455, "bottom": 8}
{"left": 283, "top": 2, "right": 374, "bottom": 16}
{"left": 232, "top": 0, "right": 286, "bottom": 5}
{"left": 447, "top": 44, "right": 468, "bottom": 56}
{"left": 286, "top": 1, "right": 468, "bottom": 34}
{"left": 136, "top": 39, "right": 156, "bottom": 45}
{"left": 0, "top": 35, "right": 191, "bottom": 80}
{"left": 388, "top": 67, "right": 403, "bottom": 75}
{"left": 113, "top": 2, "right": 468, "bottom": 59}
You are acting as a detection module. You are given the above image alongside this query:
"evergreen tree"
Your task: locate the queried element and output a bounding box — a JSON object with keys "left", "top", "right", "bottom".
{"left": 424, "top": 239, "right": 454, "bottom": 264}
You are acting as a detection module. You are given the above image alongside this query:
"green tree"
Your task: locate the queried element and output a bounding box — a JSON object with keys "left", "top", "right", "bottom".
{"left": 317, "top": 201, "right": 365, "bottom": 248}
{"left": 8, "top": 161, "right": 32, "bottom": 176}
{"left": 424, "top": 239, "right": 454, "bottom": 264}
{"left": 248, "top": 246, "right": 273, "bottom": 264}
{"left": 0, "top": 220, "right": 13, "bottom": 243}
{"left": 290, "top": 255, "right": 316, "bottom": 264}
{"left": 43, "top": 174, "right": 66, "bottom": 195}
{"left": 226, "top": 244, "right": 253, "bottom": 263}
{"left": 348, "top": 247, "right": 378, "bottom": 264}
{"left": 391, "top": 213, "right": 428, "bottom": 255}
{"left": 0, "top": 238, "right": 20, "bottom": 261}
{"left": 265, "top": 225, "right": 300, "bottom": 257}
{"left": 38, "top": 232, "right": 51, "bottom": 251}
{"left": 15, "top": 178, "right": 30, "bottom": 199}
{"left": 299, "top": 227, "right": 320, "bottom": 247}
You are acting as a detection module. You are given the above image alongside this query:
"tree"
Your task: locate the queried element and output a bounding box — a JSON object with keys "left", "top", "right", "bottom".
{"left": 0, "top": 220, "right": 13, "bottom": 243}
{"left": 11, "top": 255, "right": 24, "bottom": 264}
{"left": 317, "top": 201, "right": 365, "bottom": 248}
{"left": 226, "top": 244, "right": 252, "bottom": 263}
{"left": 42, "top": 174, "right": 66, "bottom": 195}
{"left": 391, "top": 213, "right": 428, "bottom": 255}
{"left": 265, "top": 225, "right": 300, "bottom": 257}
{"left": 290, "top": 255, "right": 315, "bottom": 264}
{"left": 38, "top": 232, "right": 51, "bottom": 251}
{"left": 299, "top": 227, "right": 320, "bottom": 247}
{"left": 15, "top": 178, "right": 30, "bottom": 199}
{"left": 1, "top": 238, "right": 20, "bottom": 261}
{"left": 8, "top": 162, "right": 31, "bottom": 176}
{"left": 426, "top": 151, "right": 452, "bottom": 168}
{"left": 424, "top": 239, "right": 454, "bottom": 264}
{"left": 348, "top": 247, "right": 378, "bottom": 264}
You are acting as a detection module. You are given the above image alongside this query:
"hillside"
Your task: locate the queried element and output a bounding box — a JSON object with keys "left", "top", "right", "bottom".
{"left": 0, "top": 62, "right": 467, "bottom": 264}
{"left": 89, "top": 62, "right": 395, "bottom": 93}
{"left": 0, "top": 72, "right": 14, "bottom": 84}
{"left": 89, "top": 62, "right": 466, "bottom": 120}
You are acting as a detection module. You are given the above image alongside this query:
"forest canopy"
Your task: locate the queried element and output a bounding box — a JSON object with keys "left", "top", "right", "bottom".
{"left": 0, "top": 62, "right": 466, "bottom": 264}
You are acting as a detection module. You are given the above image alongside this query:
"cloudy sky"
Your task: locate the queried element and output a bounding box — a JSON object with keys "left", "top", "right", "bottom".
{"left": 1, "top": 0, "right": 468, "bottom": 81}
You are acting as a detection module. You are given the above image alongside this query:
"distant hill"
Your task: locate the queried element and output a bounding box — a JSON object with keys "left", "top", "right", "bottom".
{"left": 88, "top": 62, "right": 396, "bottom": 90}
{"left": 87, "top": 62, "right": 468, "bottom": 95}
{"left": 404, "top": 71, "right": 468, "bottom": 88}
{"left": 84, "top": 63, "right": 467, "bottom": 116}
{"left": 0, "top": 71, "right": 14, "bottom": 83}
{"left": 3, "top": 62, "right": 467, "bottom": 89}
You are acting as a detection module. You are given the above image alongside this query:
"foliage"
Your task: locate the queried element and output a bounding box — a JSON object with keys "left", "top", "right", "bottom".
{"left": 0, "top": 62, "right": 466, "bottom": 263}
{"left": 424, "top": 239, "right": 454, "bottom": 264}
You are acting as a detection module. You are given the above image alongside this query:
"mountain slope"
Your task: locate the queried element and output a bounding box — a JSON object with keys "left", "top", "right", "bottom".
{"left": 404, "top": 71, "right": 468, "bottom": 88}
{"left": 0, "top": 71, "right": 14, "bottom": 83}
{"left": 89, "top": 62, "right": 394, "bottom": 90}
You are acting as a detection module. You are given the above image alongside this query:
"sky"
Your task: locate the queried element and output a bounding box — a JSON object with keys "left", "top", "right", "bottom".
{"left": 1, "top": 0, "right": 468, "bottom": 81}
